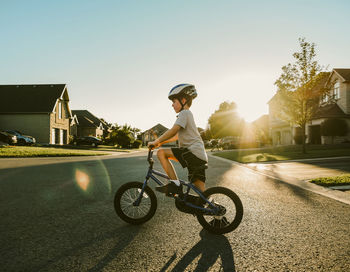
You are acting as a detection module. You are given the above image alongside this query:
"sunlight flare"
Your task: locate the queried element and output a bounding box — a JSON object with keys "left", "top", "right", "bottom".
{"left": 75, "top": 169, "right": 90, "bottom": 191}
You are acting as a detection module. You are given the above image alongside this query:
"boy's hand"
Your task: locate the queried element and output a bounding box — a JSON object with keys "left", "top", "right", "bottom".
{"left": 148, "top": 140, "right": 160, "bottom": 149}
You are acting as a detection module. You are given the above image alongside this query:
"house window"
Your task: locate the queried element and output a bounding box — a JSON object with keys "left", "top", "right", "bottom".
{"left": 333, "top": 82, "right": 340, "bottom": 100}
{"left": 322, "top": 94, "right": 328, "bottom": 103}
{"left": 58, "top": 102, "right": 62, "bottom": 119}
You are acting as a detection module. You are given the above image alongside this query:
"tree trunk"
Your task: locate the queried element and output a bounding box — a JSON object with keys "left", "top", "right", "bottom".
{"left": 302, "top": 124, "right": 307, "bottom": 154}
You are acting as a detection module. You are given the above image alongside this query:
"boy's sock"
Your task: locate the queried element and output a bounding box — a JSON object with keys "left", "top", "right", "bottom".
{"left": 170, "top": 179, "right": 180, "bottom": 186}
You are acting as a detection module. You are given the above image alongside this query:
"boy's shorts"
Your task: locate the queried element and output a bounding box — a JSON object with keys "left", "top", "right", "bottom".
{"left": 171, "top": 147, "right": 207, "bottom": 183}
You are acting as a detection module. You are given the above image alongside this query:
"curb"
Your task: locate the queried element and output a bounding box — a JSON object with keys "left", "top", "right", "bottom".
{"left": 208, "top": 154, "right": 350, "bottom": 206}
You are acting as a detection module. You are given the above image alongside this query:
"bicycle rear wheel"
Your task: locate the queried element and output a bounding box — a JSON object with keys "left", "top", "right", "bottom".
{"left": 114, "top": 181, "right": 157, "bottom": 225}
{"left": 196, "top": 186, "right": 243, "bottom": 234}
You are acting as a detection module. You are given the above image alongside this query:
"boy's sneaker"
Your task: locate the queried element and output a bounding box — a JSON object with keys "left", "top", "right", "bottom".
{"left": 156, "top": 182, "right": 182, "bottom": 196}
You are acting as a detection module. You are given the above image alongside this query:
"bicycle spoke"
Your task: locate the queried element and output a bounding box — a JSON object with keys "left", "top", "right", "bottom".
{"left": 119, "top": 188, "right": 152, "bottom": 219}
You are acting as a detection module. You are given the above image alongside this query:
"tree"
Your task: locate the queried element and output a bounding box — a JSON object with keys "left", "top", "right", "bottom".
{"left": 108, "top": 123, "right": 141, "bottom": 148}
{"left": 100, "top": 118, "right": 112, "bottom": 140}
{"left": 252, "top": 115, "right": 270, "bottom": 146}
{"left": 321, "top": 118, "right": 348, "bottom": 144}
{"left": 208, "top": 101, "right": 243, "bottom": 139}
{"left": 273, "top": 37, "right": 325, "bottom": 153}
{"left": 200, "top": 127, "right": 212, "bottom": 141}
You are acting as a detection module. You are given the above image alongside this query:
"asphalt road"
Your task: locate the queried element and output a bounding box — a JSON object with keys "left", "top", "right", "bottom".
{"left": 1, "top": 152, "right": 350, "bottom": 271}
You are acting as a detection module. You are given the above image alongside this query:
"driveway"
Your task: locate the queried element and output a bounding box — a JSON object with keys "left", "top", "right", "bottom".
{"left": 246, "top": 157, "right": 350, "bottom": 181}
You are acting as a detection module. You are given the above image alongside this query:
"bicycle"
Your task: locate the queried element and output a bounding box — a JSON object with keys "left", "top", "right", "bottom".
{"left": 114, "top": 148, "right": 243, "bottom": 234}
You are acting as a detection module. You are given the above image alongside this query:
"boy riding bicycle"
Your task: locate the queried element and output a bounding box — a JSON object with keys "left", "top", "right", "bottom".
{"left": 148, "top": 84, "right": 208, "bottom": 195}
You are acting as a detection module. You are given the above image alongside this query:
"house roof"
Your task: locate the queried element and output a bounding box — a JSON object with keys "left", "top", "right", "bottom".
{"left": 308, "top": 72, "right": 331, "bottom": 98}
{"left": 313, "top": 103, "right": 350, "bottom": 119}
{"left": 0, "top": 84, "right": 68, "bottom": 113}
{"left": 72, "top": 110, "right": 103, "bottom": 128}
{"left": 143, "top": 123, "right": 168, "bottom": 134}
{"left": 252, "top": 114, "right": 269, "bottom": 126}
{"left": 333, "top": 68, "right": 350, "bottom": 82}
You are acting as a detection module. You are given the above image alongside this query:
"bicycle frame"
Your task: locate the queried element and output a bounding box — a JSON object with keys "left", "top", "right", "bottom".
{"left": 133, "top": 149, "right": 220, "bottom": 215}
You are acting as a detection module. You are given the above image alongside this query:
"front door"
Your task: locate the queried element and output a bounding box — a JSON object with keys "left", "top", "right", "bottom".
{"left": 309, "top": 125, "right": 321, "bottom": 144}
{"left": 55, "top": 128, "right": 60, "bottom": 144}
{"left": 63, "top": 130, "right": 67, "bottom": 144}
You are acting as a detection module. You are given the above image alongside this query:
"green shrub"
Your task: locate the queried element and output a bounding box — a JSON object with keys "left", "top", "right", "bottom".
{"left": 131, "top": 139, "right": 142, "bottom": 149}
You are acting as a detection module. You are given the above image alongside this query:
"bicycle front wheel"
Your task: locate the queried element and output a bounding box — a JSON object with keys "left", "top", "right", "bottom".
{"left": 114, "top": 181, "right": 157, "bottom": 225}
{"left": 196, "top": 186, "right": 243, "bottom": 234}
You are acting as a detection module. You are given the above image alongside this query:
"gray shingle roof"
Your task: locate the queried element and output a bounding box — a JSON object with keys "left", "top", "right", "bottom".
{"left": 314, "top": 103, "right": 350, "bottom": 119}
{"left": 143, "top": 123, "right": 168, "bottom": 134}
{"left": 0, "top": 84, "right": 67, "bottom": 113}
{"left": 72, "top": 110, "right": 102, "bottom": 128}
{"left": 334, "top": 69, "right": 350, "bottom": 82}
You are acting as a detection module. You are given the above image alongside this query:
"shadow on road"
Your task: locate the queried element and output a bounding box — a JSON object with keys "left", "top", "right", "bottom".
{"left": 87, "top": 225, "right": 141, "bottom": 272}
{"left": 160, "top": 229, "right": 236, "bottom": 272}
{"left": 259, "top": 163, "right": 313, "bottom": 202}
{"left": 35, "top": 224, "right": 141, "bottom": 271}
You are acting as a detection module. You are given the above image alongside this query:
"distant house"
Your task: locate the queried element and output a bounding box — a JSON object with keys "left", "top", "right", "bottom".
{"left": 252, "top": 114, "right": 270, "bottom": 145}
{"left": 268, "top": 68, "right": 350, "bottom": 145}
{"left": 71, "top": 110, "right": 107, "bottom": 138}
{"left": 142, "top": 123, "right": 173, "bottom": 146}
{"left": 0, "top": 84, "right": 72, "bottom": 144}
{"left": 70, "top": 114, "right": 79, "bottom": 139}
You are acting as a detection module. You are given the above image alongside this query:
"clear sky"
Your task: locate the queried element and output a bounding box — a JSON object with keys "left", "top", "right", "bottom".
{"left": 1, "top": 0, "right": 349, "bottom": 131}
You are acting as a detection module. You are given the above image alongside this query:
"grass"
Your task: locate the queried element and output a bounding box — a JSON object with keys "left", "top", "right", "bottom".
{"left": 0, "top": 145, "right": 110, "bottom": 158}
{"left": 212, "top": 144, "right": 350, "bottom": 163}
{"left": 58, "top": 144, "right": 147, "bottom": 153}
{"left": 309, "top": 174, "right": 350, "bottom": 187}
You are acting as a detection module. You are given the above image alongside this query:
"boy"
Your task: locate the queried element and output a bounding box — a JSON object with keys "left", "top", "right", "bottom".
{"left": 148, "top": 84, "right": 208, "bottom": 195}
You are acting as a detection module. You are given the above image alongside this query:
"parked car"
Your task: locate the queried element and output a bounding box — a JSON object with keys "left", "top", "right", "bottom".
{"left": 0, "top": 131, "right": 18, "bottom": 145}
{"left": 209, "top": 139, "right": 221, "bottom": 151}
{"left": 5, "top": 130, "right": 36, "bottom": 145}
{"left": 73, "top": 136, "right": 102, "bottom": 147}
{"left": 219, "top": 136, "right": 239, "bottom": 150}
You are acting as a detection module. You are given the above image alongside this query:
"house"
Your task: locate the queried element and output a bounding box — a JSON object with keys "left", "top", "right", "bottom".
{"left": 268, "top": 68, "right": 350, "bottom": 145}
{"left": 252, "top": 114, "right": 270, "bottom": 146}
{"left": 142, "top": 123, "right": 170, "bottom": 146}
{"left": 0, "top": 84, "right": 72, "bottom": 144}
{"left": 309, "top": 69, "right": 350, "bottom": 144}
{"left": 71, "top": 110, "right": 107, "bottom": 138}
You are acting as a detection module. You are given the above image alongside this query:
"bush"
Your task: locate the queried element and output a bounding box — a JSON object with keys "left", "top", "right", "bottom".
{"left": 131, "top": 139, "right": 142, "bottom": 149}
{"left": 293, "top": 134, "right": 307, "bottom": 144}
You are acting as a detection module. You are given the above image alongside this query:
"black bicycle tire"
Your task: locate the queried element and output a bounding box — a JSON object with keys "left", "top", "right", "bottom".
{"left": 114, "top": 181, "right": 157, "bottom": 225}
{"left": 196, "top": 186, "right": 243, "bottom": 234}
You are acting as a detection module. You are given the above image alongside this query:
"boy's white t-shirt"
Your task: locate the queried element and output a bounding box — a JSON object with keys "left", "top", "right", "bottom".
{"left": 174, "top": 109, "right": 208, "bottom": 162}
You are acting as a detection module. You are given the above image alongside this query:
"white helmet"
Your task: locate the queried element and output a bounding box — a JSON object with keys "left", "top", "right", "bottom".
{"left": 168, "top": 84, "right": 197, "bottom": 100}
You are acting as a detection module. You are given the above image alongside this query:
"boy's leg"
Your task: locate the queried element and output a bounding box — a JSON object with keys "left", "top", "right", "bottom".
{"left": 193, "top": 179, "right": 205, "bottom": 192}
{"left": 156, "top": 148, "right": 183, "bottom": 195}
{"left": 157, "top": 148, "right": 178, "bottom": 180}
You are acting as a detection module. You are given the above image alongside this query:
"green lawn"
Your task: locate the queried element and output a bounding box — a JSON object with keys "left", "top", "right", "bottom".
{"left": 212, "top": 144, "right": 350, "bottom": 163}
{"left": 0, "top": 146, "right": 110, "bottom": 158}
{"left": 309, "top": 174, "right": 350, "bottom": 187}
{"left": 63, "top": 145, "right": 146, "bottom": 153}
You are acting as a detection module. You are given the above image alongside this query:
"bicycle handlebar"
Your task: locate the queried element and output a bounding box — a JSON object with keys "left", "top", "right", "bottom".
{"left": 147, "top": 146, "right": 155, "bottom": 167}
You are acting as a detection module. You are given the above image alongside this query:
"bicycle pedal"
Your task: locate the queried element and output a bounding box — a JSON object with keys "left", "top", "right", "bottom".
{"left": 166, "top": 192, "right": 183, "bottom": 198}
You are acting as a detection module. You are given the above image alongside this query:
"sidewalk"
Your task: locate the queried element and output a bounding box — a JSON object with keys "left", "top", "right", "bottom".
{"left": 208, "top": 153, "right": 350, "bottom": 205}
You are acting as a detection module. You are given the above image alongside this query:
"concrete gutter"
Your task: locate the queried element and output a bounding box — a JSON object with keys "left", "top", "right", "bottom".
{"left": 208, "top": 153, "right": 350, "bottom": 206}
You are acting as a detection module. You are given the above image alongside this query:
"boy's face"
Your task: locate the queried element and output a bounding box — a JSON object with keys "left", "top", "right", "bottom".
{"left": 172, "top": 98, "right": 184, "bottom": 113}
